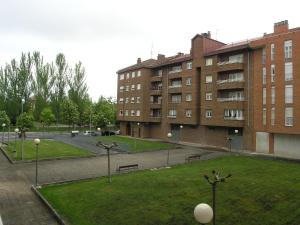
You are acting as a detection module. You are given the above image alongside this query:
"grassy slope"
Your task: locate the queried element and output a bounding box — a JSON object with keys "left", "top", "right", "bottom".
{"left": 6, "top": 139, "right": 92, "bottom": 160}
{"left": 40, "top": 156, "right": 300, "bottom": 225}
{"left": 98, "top": 136, "right": 175, "bottom": 152}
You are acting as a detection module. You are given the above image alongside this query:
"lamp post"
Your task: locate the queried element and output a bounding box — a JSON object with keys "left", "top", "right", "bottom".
{"left": 202, "top": 170, "right": 232, "bottom": 225}
{"left": 97, "top": 127, "right": 101, "bottom": 136}
{"left": 2, "top": 123, "right": 6, "bottom": 143}
{"left": 34, "top": 138, "right": 41, "bottom": 187}
{"left": 166, "top": 132, "right": 172, "bottom": 166}
{"left": 179, "top": 125, "right": 183, "bottom": 142}
{"left": 96, "top": 141, "right": 117, "bottom": 183}
{"left": 135, "top": 122, "right": 140, "bottom": 150}
{"left": 194, "top": 203, "right": 213, "bottom": 224}
{"left": 14, "top": 128, "right": 19, "bottom": 158}
{"left": 21, "top": 98, "right": 25, "bottom": 114}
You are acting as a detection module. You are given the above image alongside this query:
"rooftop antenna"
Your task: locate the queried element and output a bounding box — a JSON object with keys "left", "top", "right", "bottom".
{"left": 151, "top": 42, "right": 154, "bottom": 59}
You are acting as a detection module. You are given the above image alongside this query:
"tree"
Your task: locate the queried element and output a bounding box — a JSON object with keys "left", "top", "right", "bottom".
{"left": 92, "top": 96, "right": 117, "bottom": 129}
{"left": 51, "top": 53, "right": 68, "bottom": 124}
{"left": 0, "top": 111, "right": 10, "bottom": 126}
{"left": 61, "top": 99, "right": 79, "bottom": 128}
{"left": 40, "top": 108, "right": 56, "bottom": 129}
{"left": 16, "top": 112, "right": 34, "bottom": 130}
{"left": 68, "top": 61, "right": 89, "bottom": 126}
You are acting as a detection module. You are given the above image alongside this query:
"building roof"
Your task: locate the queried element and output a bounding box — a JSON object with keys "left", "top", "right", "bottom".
{"left": 117, "top": 59, "right": 158, "bottom": 73}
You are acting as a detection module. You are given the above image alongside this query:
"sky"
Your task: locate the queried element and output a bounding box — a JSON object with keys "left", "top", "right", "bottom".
{"left": 0, "top": 0, "right": 300, "bottom": 101}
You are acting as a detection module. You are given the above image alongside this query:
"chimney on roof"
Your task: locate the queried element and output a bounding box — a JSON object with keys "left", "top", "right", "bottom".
{"left": 274, "top": 20, "right": 289, "bottom": 34}
{"left": 201, "top": 31, "right": 211, "bottom": 39}
{"left": 137, "top": 58, "right": 141, "bottom": 64}
{"left": 157, "top": 54, "right": 165, "bottom": 61}
{"left": 177, "top": 52, "right": 184, "bottom": 56}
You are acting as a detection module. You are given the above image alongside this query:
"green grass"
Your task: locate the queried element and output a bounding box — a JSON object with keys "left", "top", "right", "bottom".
{"left": 98, "top": 136, "right": 176, "bottom": 152}
{"left": 40, "top": 156, "right": 300, "bottom": 225}
{"left": 5, "top": 139, "right": 93, "bottom": 160}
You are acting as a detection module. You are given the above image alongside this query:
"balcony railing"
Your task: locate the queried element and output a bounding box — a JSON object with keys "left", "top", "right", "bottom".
{"left": 217, "top": 78, "right": 244, "bottom": 84}
{"left": 168, "top": 115, "right": 177, "bottom": 118}
{"left": 168, "top": 84, "right": 182, "bottom": 88}
{"left": 150, "top": 86, "right": 162, "bottom": 90}
{"left": 168, "top": 69, "right": 182, "bottom": 74}
{"left": 217, "top": 59, "right": 243, "bottom": 65}
{"left": 150, "top": 101, "right": 162, "bottom": 104}
{"left": 149, "top": 115, "right": 161, "bottom": 118}
{"left": 224, "top": 116, "right": 244, "bottom": 121}
{"left": 217, "top": 97, "right": 245, "bottom": 102}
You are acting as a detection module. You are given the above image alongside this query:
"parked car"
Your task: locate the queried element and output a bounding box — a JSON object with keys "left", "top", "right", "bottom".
{"left": 83, "top": 131, "right": 98, "bottom": 136}
{"left": 101, "top": 130, "right": 116, "bottom": 136}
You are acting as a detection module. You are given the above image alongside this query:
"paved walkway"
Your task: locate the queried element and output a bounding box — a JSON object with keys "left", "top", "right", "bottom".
{"left": 0, "top": 143, "right": 227, "bottom": 225}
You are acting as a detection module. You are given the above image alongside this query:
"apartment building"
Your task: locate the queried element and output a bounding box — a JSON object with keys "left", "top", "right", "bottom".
{"left": 116, "top": 20, "right": 300, "bottom": 159}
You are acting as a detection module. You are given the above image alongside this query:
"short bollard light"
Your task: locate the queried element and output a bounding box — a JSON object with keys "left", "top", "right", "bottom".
{"left": 2, "top": 123, "right": 6, "bottom": 143}
{"left": 194, "top": 203, "right": 213, "bottom": 224}
{"left": 166, "top": 133, "right": 172, "bottom": 166}
{"left": 34, "top": 138, "right": 41, "bottom": 187}
{"left": 14, "top": 128, "right": 19, "bottom": 158}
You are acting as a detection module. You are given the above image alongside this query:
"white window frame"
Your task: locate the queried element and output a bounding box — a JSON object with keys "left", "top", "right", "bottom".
{"left": 206, "top": 75, "right": 213, "bottom": 83}
{"left": 137, "top": 70, "right": 141, "bottom": 77}
{"left": 131, "top": 110, "right": 135, "bottom": 116}
{"left": 206, "top": 58, "right": 213, "bottom": 66}
{"left": 262, "top": 67, "right": 266, "bottom": 85}
{"left": 126, "top": 73, "right": 130, "bottom": 79}
{"left": 168, "top": 109, "right": 177, "bottom": 118}
{"left": 119, "top": 74, "right": 124, "bottom": 80}
{"left": 271, "top": 107, "right": 275, "bottom": 126}
{"left": 186, "top": 61, "right": 192, "bottom": 70}
{"left": 136, "top": 110, "right": 140, "bottom": 117}
{"left": 285, "top": 85, "right": 293, "bottom": 104}
{"left": 271, "top": 64, "right": 275, "bottom": 83}
{"left": 125, "top": 110, "right": 128, "bottom": 116}
{"left": 125, "top": 85, "right": 129, "bottom": 91}
{"left": 284, "top": 40, "right": 292, "bottom": 59}
{"left": 285, "top": 62, "right": 293, "bottom": 81}
{"left": 132, "top": 71, "right": 135, "bottom": 78}
{"left": 137, "top": 83, "right": 141, "bottom": 90}
{"left": 263, "top": 88, "right": 266, "bottom": 105}
{"left": 263, "top": 108, "right": 267, "bottom": 126}
{"left": 131, "top": 97, "right": 135, "bottom": 103}
{"left": 185, "top": 109, "right": 192, "bottom": 118}
{"left": 136, "top": 97, "right": 140, "bottom": 103}
{"left": 205, "top": 110, "right": 212, "bottom": 118}
{"left": 125, "top": 98, "right": 129, "bottom": 104}
{"left": 186, "top": 94, "right": 192, "bottom": 102}
{"left": 120, "top": 86, "right": 124, "bottom": 92}
{"left": 119, "top": 98, "right": 124, "bottom": 104}
{"left": 186, "top": 78, "right": 192, "bottom": 86}
{"left": 119, "top": 110, "right": 123, "bottom": 116}
{"left": 262, "top": 48, "right": 266, "bottom": 64}
{"left": 271, "top": 86, "right": 275, "bottom": 105}
{"left": 285, "top": 107, "right": 293, "bottom": 126}
{"left": 271, "top": 43, "right": 275, "bottom": 61}
{"left": 206, "top": 93, "right": 212, "bottom": 101}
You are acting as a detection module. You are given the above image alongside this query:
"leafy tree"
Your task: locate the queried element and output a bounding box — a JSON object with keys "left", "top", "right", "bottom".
{"left": 16, "top": 112, "right": 34, "bottom": 130}
{"left": 61, "top": 99, "right": 79, "bottom": 128}
{"left": 92, "top": 96, "right": 116, "bottom": 128}
{"left": 40, "top": 108, "right": 56, "bottom": 129}
{"left": 0, "top": 111, "right": 10, "bottom": 126}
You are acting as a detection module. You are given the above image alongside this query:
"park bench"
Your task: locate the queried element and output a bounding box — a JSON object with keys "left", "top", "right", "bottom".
{"left": 71, "top": 130, "right": 79, "bottom": 137}
{"left": 116, "top": 164, "right": 139, "bottom": 173}
{"left": 185, "top": 152, "right": 212, "bottom": 163}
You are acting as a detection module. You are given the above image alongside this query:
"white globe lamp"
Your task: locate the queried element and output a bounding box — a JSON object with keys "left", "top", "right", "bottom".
{"left": 194, "top": 203, "right": 213, "bottom": 224}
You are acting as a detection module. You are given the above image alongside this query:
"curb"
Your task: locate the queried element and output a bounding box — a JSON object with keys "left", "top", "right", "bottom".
{"left": 0, "top": 146, "right": 14, "bottom": 164}
{"left": 31, "top": 185, "right": 68, "bottom": 225}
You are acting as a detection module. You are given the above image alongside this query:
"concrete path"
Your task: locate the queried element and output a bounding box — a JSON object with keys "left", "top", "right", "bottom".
{"left": 0, "top": 142, "right": 227, "bottom": 225}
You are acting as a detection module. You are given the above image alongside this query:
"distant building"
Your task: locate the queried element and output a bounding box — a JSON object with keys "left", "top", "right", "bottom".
{"left": 116, "top": 20, "right": 300, "bottom": 159}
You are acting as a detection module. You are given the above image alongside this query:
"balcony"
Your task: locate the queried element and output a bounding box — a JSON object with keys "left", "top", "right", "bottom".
{"left": 150, "top": 86, "right": 162, "bottom": 95}
{"left": 148, "top": 116, "right": 162, "bottom": 123}
{"left": 217, "top": 60, "right": 244, "bottom": 72}
{"left": 217, "top": 97, "right": 245, "bottom": 102}
{"left": 150, "top": 102, "right": 162, "bottom": 108}
{"left": 168, "top": 85, "right": 182, "bottom": 93}
{"left": 217, "top": 79, "right": 245, "bottom": 90}
{"left": 151, "top": 75, "right": 162, "bottom": 82}
{"left": 224, "top": 116, "right": 244, "bottom": 121}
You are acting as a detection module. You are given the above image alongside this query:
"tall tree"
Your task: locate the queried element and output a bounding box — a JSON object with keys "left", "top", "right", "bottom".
{"left": 51, "top": 53, "right": 68, "bottom": 124}
{"left": 68, "top": 61, "right": 89, "bottom": 125}
{"left": 92, "top": 96, "right": 116, "bottom": 128}
{"left": 61, "top": 99, "right": 79, "bottom": 128}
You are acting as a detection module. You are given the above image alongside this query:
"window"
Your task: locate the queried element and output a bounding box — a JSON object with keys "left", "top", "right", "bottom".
{"left": 284, "top": 40, "right": 292, "bottom": 59}
{"left": 170, "top": 79, "right": 182, "bottom": 87}
{"left": 158, "top": 70, "right": 163, "bottom": 76}
{"left": 206, "top": 75, "right": 213, "bottom": 83}
{"left": 137, "top": 70, "right": 141, "bottom": 77}
{"left": 271, "top": 64, "right": 275, "bottom": 82}
{"left": 228, "top": 54, "right": 243, "bottom": 63}
{"left": 262, "top": 67, "right": 266, "bottom": 85}
{"left": 125, "top": 98, "right": 129, "bottom": 104}
{"left": 205, "top": 110, "right": 212, "bottom": 118}
{"left": 271, "top": 43, "right": 275, "bottom": 61}
{"left": 131, "top": 84, "right": 135, "bottom": 90}
{"left": 119, "top": 98, "right": 124, "bottom": 104}
{"left": 224, "top": 109, "right": 243, "bottom": 120}
{"left": 228, "top": 72, "right": 244, "bottom": 82}
{"left": 125, "top": 110, "right": 128, "bottom": 116}
{"left": 131, "top": 110, "right": 135, "bottom": 116}
{"left": 186, "top": 61, "right": 192, "bottom": 70}
{"left": 271, "top": 107, "right": 275, "bottom": 126}
{"left": 132, "top": 71, "right": 135, "bottom": 78}
{"left": 126, "top": 73, "right": 130, "bottom": 79}
{"left": 119, "top": 86, "right": 124, "bottom": 92}
{"left": 271, "top": 87, "right": 275, "bottom": 104}
{"left": 169, "top": 65, "right": 182, "bottom": 74}
{"left": 119, "top": 74, "right": 124, "bottom": 80}
{"left": 168, "top": 109, "right": 177, "bottom": 118}
{"left": 137, "top": 83, "right": 141, "bottom": 90}
{"left": 136, "top": 110, "right": 140, "bottom": 117}
{"left": 186, "top": 94, "right": 192, "bottom": 101}
{"left": 125, "top": 85, "right": 129, "bottom": 91}
{"left": 285, "top": 62, "right": 293, "bottom": 81}
{"left": 285, "top": 85, "right": 293, "bottom": 103}
{"left": 262, "top": 48, "right": 266, "bottom": 64}
{"left": 206, "top": 93, "right": 212, "bottom": 101}
{"left": 171, "top": 94, "right": 181, "bottom": 103}
{"left": 263, "top": 108, "right": 267, "bottom": 126}
{"left": 131, "top": 97, "right": 135, "bottom": 103}
{"left": 119, "top": 110, "right": 123, "bottom": 116}
{"left": 186, "top": 78, "right": 192, "bottom": 86}
{"left": 185, "top": 109, "right": 192, "bottom": 118}
{"left": 263, "top": 88, "right": 266, "bottom": 105}
{"left": 206, "top": 58, "right": 213, "bottom": 66}
{"left": 136, "top": 97, "right": 140, "bottom": 103}
{"left": 285, "top": 107, "right": 293, "bottom": 126}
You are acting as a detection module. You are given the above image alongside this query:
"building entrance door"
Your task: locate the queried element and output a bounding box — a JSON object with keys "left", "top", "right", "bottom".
{"left": 171, "top": 125, "right": 180, "bottom": 142}
{"left": 126, "top": 123, "right": 131, "bottom": 136}
{"left": 228, "top": 128, "right": 243, "bottom": 150}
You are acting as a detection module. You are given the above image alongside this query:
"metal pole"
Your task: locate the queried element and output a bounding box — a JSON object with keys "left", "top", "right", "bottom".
{"left": 89, "top": 110, "right": 92, "bottom": 136}
{"left": 8, "top": 125, "right": 10, "bottom": 144}
{"left": 212, "top": 183, "right": 216, "bottom": 225}
{"left": 167, "top": 149, "right": 170, "bottom": 166}
{"left": 2, "top": 126, "right": 4, "bottom": 143}
{"left": 35, "top": 144, "right": 39, "bottom": 186}
{"left": 14, "top": 132, "right": 17, "bottom": 158}
{"left": 107, "top": 149, "right": 111, "bottom": 183}
{"left": 21, "top": 131, "right": 24, "bottom": 160}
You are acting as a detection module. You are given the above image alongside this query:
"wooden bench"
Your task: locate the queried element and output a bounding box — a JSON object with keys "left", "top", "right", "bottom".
{"left": 185, "top": 152, "right": 211, "bottom": 163}
{"left": 117, "top": 164, "right": 139, "bottom": 172}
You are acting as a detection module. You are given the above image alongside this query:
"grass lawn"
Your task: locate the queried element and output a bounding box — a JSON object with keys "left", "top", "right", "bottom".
{"left": 97, "top": 135, "right": 176, "bottom": 153}
{"left": 5, "top": 139, "right": 93, "bottom": 160}
{"left": 40, "top": 156, "right": 300, "bottom": 225}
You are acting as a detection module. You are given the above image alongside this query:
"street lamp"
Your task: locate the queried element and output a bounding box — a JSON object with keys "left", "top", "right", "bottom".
{"left": 203, "top": 170, "right": 232, "bottom": 225}
{"left": 135, "top": 122, "right": 140, "bottom": 149}
{"left": 166, "top": 132, "right": 172, "bottom": 166}
{"left": 194, "top": 203, "right": 213, "bottom": 224}
{"left": 14, "top": 128, "right": 19, "bottom": 158}
{"left": 97, "top": 127, "right": 101, "bottom": 136}
{"left": 179, "top": 125, "right": 183, "bottom": 142}
{"left": 34, "top": 138, "right": 41, "bottom": 187}
{"left": 21, "top": 98, "right": 25, "bottom": 114}
{"left": 234, "top": 129, "right": 239, "bottom": 134}
{"left": 2, "top": 123, "right": 6, "bottom": 143}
